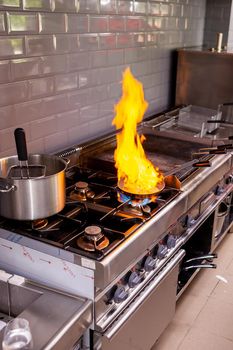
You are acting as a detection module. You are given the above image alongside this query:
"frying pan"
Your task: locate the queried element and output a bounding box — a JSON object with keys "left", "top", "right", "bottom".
{"left": 117, "top": 158, "right": 211, "bottom": 200}
{"left": 118, "top": 178, "right": 165, "bottom": 201}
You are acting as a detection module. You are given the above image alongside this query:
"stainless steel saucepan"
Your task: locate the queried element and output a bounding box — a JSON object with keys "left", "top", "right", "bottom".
{"left": 0, "top": 129, "right": 67, "bottom": 220}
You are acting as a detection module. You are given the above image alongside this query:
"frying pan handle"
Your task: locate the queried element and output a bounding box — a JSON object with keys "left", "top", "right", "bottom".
{"left": 200, "top": 145, "right": 233, "bottom": 151}
{"left": 192, "top": 160, "right": 211, "bottom": 167}
{"left": 207, "top": 120, "right": 233, "bottom": 127}
{"left": 165, "top": 158, "right": 211, "bottom": 177}
{"left": 209, "top": 149, "right": 227, "bottom": 154}
{"left": 193, "top": 149, "right": 226, "bottom": 156}
{"left": 222, "top": 102, "right": 233, "bottom": 106}
{"left": 14, "top": 128, "right": 28, "bottom": 162}
{"left": 207, "top": 120, "right": 222, "bottom": 123}
{"left": 217, "top": 144, "right": 233, "bottom": 149}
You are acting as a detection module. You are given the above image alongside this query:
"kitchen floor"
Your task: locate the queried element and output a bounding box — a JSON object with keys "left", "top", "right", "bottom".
{"left": 152, "top": 230, "right": 233, "bottom": 350}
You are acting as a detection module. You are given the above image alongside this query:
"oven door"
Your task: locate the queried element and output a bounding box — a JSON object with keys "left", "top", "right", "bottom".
{"left": 94, "top": 249, "right": 185, "bottom": 350}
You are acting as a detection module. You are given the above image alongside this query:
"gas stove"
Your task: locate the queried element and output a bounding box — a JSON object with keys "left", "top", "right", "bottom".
{"left": 0, "top": 125, "right": 232, "bottom": 284}
{"left": 0, "top": 165, "right": 180, "bottom": 262}
{"left": 0, "top": 127, "right": 231, "bottom": 283}
{"left": 0, "top": 108, "right": 233, "bottom": 350}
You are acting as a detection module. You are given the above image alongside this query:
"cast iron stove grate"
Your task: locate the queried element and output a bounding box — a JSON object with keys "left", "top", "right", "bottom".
{"left": 0, "top": 165, "right": 182, "bottom": 261}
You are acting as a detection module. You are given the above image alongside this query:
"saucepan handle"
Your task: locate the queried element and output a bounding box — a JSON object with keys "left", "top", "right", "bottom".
{"left": 59, "top": 156, "right": 70, "bottom": 166}
{"left": 14, "top": 128, "right": 28, "bottom": 162}
{"left": 0, "top": 178, "right": 16, "bottom": 193}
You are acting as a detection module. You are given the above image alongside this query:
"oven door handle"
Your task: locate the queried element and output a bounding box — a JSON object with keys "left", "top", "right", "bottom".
{"left": 104, "top": 249, "right": 185, "bottom": 340}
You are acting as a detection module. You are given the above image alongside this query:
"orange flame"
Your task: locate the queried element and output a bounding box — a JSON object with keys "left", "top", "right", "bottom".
{"left": 112, "top": 68, "right": 164, "bottom": 195}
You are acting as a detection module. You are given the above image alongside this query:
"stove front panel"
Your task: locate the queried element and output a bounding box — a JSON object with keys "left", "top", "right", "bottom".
{"left": 0, "top": 234, "right": 95, "bottom": 300}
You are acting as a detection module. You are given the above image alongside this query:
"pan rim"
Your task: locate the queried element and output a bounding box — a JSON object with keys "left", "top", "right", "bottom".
{"left": 117, "top": 179, "right": 165, "bottom": 197}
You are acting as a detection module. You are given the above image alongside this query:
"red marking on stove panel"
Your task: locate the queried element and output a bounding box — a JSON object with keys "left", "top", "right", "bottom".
{"left": 82, "top": 274, "right": 94, "bottom": 280}
{"left": 39, "top": 258, "right": 51, "bottom": 264}
{"left": 0, "top": 244, "right": 13, "bottom": 250}
{"left": 62, "top": 261, "right": 76, "bottom": 278}
{"left": 22, "top": 246, "right": 35, "bottom": 263}
{"left": 169, "top": 222, "right": 176, "bottom": 230}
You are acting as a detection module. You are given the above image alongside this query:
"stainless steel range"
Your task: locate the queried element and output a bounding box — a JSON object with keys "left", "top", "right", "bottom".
{"left": 0, "top": 106, "right": 233, "bottom": 350}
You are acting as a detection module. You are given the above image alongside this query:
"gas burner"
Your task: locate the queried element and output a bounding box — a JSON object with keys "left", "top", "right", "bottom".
{"left": 117, "top": 192, "right": 152, "bottom": 216}
{"left": 77, "top": 225, "right": 109, "bottom": 252}
{"left": 117, "top": 191, "right": 152, "bottom": 205}
{"left": 32, "top": 219, "right": 49, "bottom": 230}
{"left": 69, "top": 181, "right": 95, "bottom": 202}
{"left": 123, "top": 203, "right": 151, "bottom": 216}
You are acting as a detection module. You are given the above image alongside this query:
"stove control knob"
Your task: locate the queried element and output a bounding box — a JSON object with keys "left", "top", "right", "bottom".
{"left": 167, "top": 235, "right": 177, "bottom": 249}
{"left": 144, "top": 256, "right": 156, "bottom": 272}
{"left": 225, "top": 175, "right": 233, "bottom": 185}
{"left": 215, "top": 185, "right": 224, "bottom": 196}
{"left": 157, "top": 244, "right": 168, "bottom": 260}
{"left": 185, "top": 214, "right": 195, "bottom": 228}
{"left": 128, "top": 271, "right": 141, "bottom": 288}
{"left": 113, "top": 286, "right": 128, "bottom": 304}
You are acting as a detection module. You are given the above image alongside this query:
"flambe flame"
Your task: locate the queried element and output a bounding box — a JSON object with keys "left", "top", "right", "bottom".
{"left": 112, "top": 68, "right": 164, "bottom": 195}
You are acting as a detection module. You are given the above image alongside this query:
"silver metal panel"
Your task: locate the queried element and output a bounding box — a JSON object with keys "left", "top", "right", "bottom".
{"left": 79, "top": 191, "right": 187, "bottom": 289}
{"left": 20, "top": 288, "right": 92, "bottom": 350}
{"left": 182, "top": 154, "right": 232, "bottom": 210}
{"left": 0, "top": 275, "right": 92, "bottom": 350}
{"left": 176, "top": 49, "right": 233, "bottom": 110}
{"left": 0, "top": 236, "right": 95, "bottom": 300}
{"left": 94, "top": 250, "right": 185, "bottom": 350}
{"left": 84, "top": 155, "right": 231, "bottom": 290}
{"left": 94, "top": 179, "right": 233, "bottom": 325}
